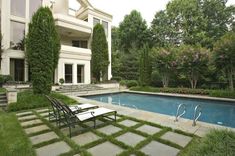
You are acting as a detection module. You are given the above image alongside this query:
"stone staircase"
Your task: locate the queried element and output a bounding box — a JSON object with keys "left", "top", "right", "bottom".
{"left": 56, "top": 84, "right": 104, "bottom": 93}
{"left": 0, "top": 93, "right": 8, "bottom": 108}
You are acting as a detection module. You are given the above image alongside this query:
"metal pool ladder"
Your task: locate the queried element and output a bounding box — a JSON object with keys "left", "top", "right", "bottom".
{"left": 175, "top": 103, "right": 186, "bottom": 122}
{"left": 192, "top": 105, "right": 202, "bottom": 126}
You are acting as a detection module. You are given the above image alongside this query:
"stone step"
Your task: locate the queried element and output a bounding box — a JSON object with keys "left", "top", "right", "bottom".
{"left": 0, "top": 99, "right": 7, "bottom": 103}
{"left": 0, "top": 103, "right": 7, "bottom": 107}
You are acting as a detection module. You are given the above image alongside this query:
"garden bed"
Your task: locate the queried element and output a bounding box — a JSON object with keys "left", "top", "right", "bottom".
{"left": 130, "top": 86, "right": 235, "bottom": 99}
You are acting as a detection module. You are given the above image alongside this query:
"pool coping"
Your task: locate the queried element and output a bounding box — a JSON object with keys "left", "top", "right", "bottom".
{"left": 63, "top": 89, "right": 235, "bottom": 137}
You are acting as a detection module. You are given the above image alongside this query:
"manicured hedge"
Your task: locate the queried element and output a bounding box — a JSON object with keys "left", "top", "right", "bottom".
{"left": 8, "top": 90, "right": 77, "bottom": 111}
{"left": 130, "top": 86, "right": 235, "bottom": 99}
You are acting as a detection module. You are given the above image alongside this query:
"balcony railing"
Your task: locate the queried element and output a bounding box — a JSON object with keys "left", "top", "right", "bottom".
{"left": 61, "top": 45, "right": 91, "bottom": 55}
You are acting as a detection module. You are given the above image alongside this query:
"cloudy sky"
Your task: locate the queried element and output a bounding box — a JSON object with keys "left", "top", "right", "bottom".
{"left": 70, "top": 0, "right": 235, "bottom": 27}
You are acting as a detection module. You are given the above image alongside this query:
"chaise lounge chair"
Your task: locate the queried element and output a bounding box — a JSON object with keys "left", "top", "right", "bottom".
{"left": 61, "top": 104, "right": 117, "bottom": 137}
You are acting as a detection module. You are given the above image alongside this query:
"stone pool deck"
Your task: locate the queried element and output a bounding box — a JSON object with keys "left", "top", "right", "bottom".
{"left": 64, "top": 89, "right": 235, "bottom": 137}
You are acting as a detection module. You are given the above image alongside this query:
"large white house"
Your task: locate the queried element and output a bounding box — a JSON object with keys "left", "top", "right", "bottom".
{"left": 0, "top": 0, "right": 112, "bottom": 85}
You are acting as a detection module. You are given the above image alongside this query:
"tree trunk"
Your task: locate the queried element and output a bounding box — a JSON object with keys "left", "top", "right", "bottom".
{"left": 228, "top": 71, "right": 234, "bottom": 91}
{"left": 162, "top": 73, "right": 169, "bottom": 88}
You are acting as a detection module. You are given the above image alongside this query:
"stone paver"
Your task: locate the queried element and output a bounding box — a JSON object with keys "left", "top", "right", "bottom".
{"left": 84, "top": 120, "right": 104, "bottom": 127}
{"left": 24, "top": 125, "right": 50, "bottom": 134}
{"left": 88, "top": 141, "right": 123, "bottom": 156}
{"left": 136, "top": 125, "right": 161, "bottom": 135}
{"left": 30, "top": 131, "right": 59, "bottom": 145}
{"left": 36, "top": 141, "right": 71, "bottom": 156}
{"left": 16, "top": 111, "right": 32, "bottom": 116}
{"left": 161, "top": 132, "right": 192, "bottom": 147}
{"left": 141, "top": 141, "right": 180, "bottom": 156}
{"left": 20, "top": 119, "right": 43, "bottom": 127}
{"left": 97, "top": 125, "right": 122, "bottom": 135}
{"left": 18, "top": 115, "right": 37, "bottom": 121}
{"left": 118, "top": 119, "right": 139, "bottom": 127}
{"left": 72, "top": 132, "right": 101, "bottom": 146}
{"left": 39, "top": 112, "right": 49, "bottom": 117}
{"left": 116, "top": 132, "right": 145, "bottom": 147}
{"left": 36, "top": 109, "right": 49, "bottom": 113}
{"left": 61, "top": 126, "right": 85, "bottom": 136}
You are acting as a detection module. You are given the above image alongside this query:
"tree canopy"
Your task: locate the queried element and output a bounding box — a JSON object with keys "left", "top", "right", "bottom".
{"left": 213, "top": 32, "right": 235, "bottom": 90}
{"left": 26, "top": 7, "right": 60, "bottom": 94}
{"left": 119, "top": 10, "right": 150, "bottom": 52}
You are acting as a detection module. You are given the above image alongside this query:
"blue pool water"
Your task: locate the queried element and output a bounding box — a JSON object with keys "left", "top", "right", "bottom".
{"left": 85, "top": 93, "right": 235, "bottom": 128}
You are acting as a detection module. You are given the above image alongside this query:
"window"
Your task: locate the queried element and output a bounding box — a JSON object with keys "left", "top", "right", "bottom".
{"left": 29, "top": 0, "right": 42, "bottom": 18}
{"left": 77, "top": 65, "right": 84, "bottom": 83}
{"left": 11, "top": 0, "right": 26, "bottom": 17}
{"left": 102, "top": 21, "right": 108, "bottom": 37}
{"left": 80, "top": 41, "right": 88, "bottom": 48}
{"left": 10, "top": 59, "right": 25, "bottom": 81}
{"left": 10, "top": 21, "right": 25, "bottom": 50}
{"left": 72, "top": 40, "right": 80, "bottom": 48}
{"left": 65, "top": 64, "right": 73, "bottom": 83}
{"left": 93, "top": 18, "right": 100, "bottom": 27}
{"left": 72, "top": 40, "right": 88, "bottom": 48}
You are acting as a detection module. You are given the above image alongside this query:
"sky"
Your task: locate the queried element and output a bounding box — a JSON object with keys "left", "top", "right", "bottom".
{"left": 70, "top": 0, "right": 235, "bottom": 27}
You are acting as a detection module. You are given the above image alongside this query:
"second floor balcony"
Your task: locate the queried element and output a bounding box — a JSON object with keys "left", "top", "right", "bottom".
{"left": 54, "top": 13, "right": 92, "bottom": 38}
{"left": 60, "top": 45, "right": 91, "bottom": 61}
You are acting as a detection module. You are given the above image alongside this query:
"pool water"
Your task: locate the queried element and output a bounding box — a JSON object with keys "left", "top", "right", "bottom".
{"left": 85, "top": 93, "right": 235, "bottom": 128}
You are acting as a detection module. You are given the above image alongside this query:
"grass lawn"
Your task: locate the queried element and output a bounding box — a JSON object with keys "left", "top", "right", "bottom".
{"left": 8, "top": 90, "right": 77, "bottom": 112}
{"left": 0, "top": 87, "right": 6, "bottom": 93}
{"left": 0, "top": 110, "right": 36, "bottom": 156}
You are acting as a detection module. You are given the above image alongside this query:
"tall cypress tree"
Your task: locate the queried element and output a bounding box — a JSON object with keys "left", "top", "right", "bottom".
{"left": 139, "top": 44, "right": 152, "bottom": 86}
{"left": 91, "top": 24, "right": 109, "bottom": 81}
{"left": 26, "top": 7, "right": 60, "bottom": 94}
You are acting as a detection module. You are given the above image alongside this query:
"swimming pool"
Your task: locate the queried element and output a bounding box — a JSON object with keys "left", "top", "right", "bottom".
{"left": 85, "top": 92, "right": 235, "bottom": 128}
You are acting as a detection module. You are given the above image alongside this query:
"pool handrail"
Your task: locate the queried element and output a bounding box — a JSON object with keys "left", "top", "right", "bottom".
{"left": 175, "top": 103, "right": 186, "bottom": 122}
{"left": 192, "top": 105, "right": 202, "bottom": 126}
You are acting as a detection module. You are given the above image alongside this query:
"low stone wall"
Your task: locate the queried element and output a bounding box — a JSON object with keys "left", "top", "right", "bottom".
{"left": 6, "top": 88, "right": 17, "bottom": 104}
{"left": 95, "top": 83, "right": 120, "bottom": 89}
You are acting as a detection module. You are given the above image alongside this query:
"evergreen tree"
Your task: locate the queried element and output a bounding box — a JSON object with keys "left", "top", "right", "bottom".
{"left": 91, "top": 24, "right": 109, "bottom": 81}
{"left": 139, "top": 44, "right": 152, "bottom": 86}
{"left": 26, "top": 7, "right": 60, "bottom": 94}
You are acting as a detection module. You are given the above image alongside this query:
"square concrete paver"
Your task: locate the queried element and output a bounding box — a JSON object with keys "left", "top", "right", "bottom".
{"left": 88, "top": 141, "right": 123, "bottom": 156}
{"left": 141, "top": 141, "right": 180, "bottom": 156}
{"left": 161, "top": 132, "right": 192, "bottom": 147}
{"left": 16, "top": 111, "right": 32, "bottom": 117}
{"left": 136, "top": 125, "right": 161, "bottom": 135}
{"left": 20, "top": 119, "right": 43, "bottom": 127}
{"left": 36, "top": 141, "right": 71, "bottom": 156}
{"left": 72, "top": 132, "right": 101, "bottom": 146}
{"left": 39, "top": 112, "right": 49, "bottom": 117}
{"left": 36, "top": 109, "right": 49, "bottom": 113}
{"left": 116, "top": 132, "right": 145, "bottom": 147}
{"left": 24, "top": 125, "right": 50, "bottom": 134}
{"left": 18, "top": 115, "right": 37, "bottom": 121}
{"left": 97, "top": 125, "right": 122, "bottom": 135}
{"left": 118, "top": 119, "right": 139, "bottom": 127}
{"left": 30, "top": 131, "right": 59, "bottom": 145}
{"left": 84, "top": 120, "right": 104, "bottom": 127}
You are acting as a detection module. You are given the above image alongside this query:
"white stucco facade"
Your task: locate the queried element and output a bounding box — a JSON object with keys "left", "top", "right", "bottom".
{"left": 0, "top": 0, "right": 112, "bottom": 84}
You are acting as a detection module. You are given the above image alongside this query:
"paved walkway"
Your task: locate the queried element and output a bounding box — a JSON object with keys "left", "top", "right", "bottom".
{"left": 16, "top": 107, "right": 194, "bottom": 156}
